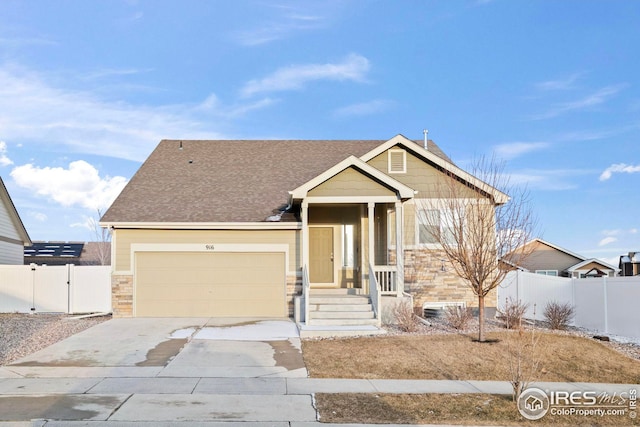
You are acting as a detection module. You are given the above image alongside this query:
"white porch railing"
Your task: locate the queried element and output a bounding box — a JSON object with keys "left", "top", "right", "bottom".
{"left": 373, "top": 265, "right": 397, "bottom": 295}
{"left": 303, "top": 265, "right": 311, "bottom": 325}
{"left": 369, "top": 263, "right": 382, "bottom": 327}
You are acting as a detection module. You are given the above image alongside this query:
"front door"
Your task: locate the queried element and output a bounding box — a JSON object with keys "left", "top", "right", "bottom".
{"left": 309, "top": 227, "right": 334, "bottom": 284}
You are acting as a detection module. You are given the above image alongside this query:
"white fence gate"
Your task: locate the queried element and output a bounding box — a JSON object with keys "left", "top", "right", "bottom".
{"left": 0, "top": 264, "right": 111, "bottom": 314}
{"left": 498, "top": 270, "right": 640, "bottom": 340}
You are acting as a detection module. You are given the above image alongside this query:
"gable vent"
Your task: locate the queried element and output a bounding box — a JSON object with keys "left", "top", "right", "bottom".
{"left": 388, "top": 149, "right": 406, "bottom": 174}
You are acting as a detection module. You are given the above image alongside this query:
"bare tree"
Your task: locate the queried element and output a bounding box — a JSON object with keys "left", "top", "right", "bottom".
{"left": 420, "top": 156, "right": 536, "bottom": 342}
{"left": 505, "top": 301, "right": 540, "bottom": 401}
{"left": 87, "top": 208, "right": 111, "bottom": 266}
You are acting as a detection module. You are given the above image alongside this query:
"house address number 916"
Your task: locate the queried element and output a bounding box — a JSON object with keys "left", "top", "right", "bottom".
{"left": 205, "top": 245, "right": 215, "bottom": 250}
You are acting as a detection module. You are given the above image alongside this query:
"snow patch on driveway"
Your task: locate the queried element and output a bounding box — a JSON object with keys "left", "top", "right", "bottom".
{"left": 194, "top": 320, "right": 299, "bottom": 341}
{"left": 169, "top": 328, "right": 197, "bottom": 339}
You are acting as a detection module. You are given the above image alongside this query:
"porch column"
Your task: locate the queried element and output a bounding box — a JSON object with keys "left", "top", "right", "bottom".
{"left": 368, "top": 202, "right": 375, "bottom": 293}
{"left": 395, "top": 201, "right": 404, "bottom": 297}
{"left": 301, "top": 201, "right": 309, "bottom": 270}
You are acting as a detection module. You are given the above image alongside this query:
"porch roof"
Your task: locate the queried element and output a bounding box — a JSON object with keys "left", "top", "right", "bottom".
{"left": 566, "top": 258, "right": 620, "bottom": 273}
{"left": 289, "top": 155, "right": 415, "bottom": 201}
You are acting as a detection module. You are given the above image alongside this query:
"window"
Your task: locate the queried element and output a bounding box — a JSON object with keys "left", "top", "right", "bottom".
{"left": 535, "top": 270, "right": 558, "bottom": 276}
{"left": 342, "top": 224, "right": 355, "bottom": 267}
{"left": 416, "top": 207, "right": 457, "bottom": 246}
{"left": 388, "top": 149, "right": 406, "bottom": 174}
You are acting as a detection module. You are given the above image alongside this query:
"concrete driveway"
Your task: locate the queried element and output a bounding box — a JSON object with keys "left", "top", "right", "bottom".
{"left": 6, "top": 317, "right": 307, "bottom": 378}
{"left": 0, "top": 318, "right": 317, "bottom": 423}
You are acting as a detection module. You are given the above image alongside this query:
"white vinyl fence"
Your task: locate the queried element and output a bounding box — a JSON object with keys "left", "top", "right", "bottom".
{"left": 498, "top": 270, "right": 640, "bottom": 340}
{"left": 0, "top": 264, "right": 111, "bottom": 314}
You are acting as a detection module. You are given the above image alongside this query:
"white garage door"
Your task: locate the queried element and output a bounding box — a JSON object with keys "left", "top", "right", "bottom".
{"left": 135, "top": 251, "right": 286, "bottom": 317}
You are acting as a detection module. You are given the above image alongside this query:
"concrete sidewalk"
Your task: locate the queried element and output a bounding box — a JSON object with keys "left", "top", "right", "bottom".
{"left": 0, "top": 375, "right": 636, "bottom": 424}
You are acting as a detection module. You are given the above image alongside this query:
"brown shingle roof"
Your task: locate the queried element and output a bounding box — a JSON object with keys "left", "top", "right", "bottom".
{"left": 101, "top": 139, "right": 451, "bottom": 223}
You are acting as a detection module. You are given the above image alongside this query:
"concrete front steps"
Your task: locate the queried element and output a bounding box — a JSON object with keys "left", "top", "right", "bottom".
{"left": 298, "top": 289, "right": 386, "bottom": 338}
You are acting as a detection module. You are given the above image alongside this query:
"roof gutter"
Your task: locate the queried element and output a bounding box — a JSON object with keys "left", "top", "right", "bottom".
{"left": 99, "top": 221, "right": 302, "bottom": 230}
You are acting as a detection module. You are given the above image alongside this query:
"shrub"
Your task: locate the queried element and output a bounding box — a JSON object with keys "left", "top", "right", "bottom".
{"left": 502, "top": 297, "right": 529, "bottom": 329}
{"left": 544, "top": 301, "right": 575, "bottom": 330}
{"left": 392, "top": 300, "right": 421, "bottom": 333}
{"left": 444, "top": 305, "right": 474, "bottom": 330}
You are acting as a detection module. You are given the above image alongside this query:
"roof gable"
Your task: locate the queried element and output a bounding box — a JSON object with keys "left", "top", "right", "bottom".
{"left": 567, "top": 258, "right": 619, "bottom": 273}
{"left": 291, "top": 155, "right": 415, "bottom": 200}
{"left": 360, "top": 134, "right": 509, "bottom": 205}
{"left": 527, "top": 238, "right": 586, "bottom": 262}
{"left": 0, "top": 177, "right": 31, "bottom": 245}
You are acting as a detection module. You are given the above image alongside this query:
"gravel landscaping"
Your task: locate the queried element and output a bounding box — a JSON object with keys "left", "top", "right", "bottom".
{"left": 0, "top": 313, "right": 111, "bottom": 366}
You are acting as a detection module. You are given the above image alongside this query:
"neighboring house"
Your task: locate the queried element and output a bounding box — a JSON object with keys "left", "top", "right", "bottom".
{"left": 0, "top": 176, "right": 31, "bottom": 264}
{"left": 619, "top": 252, "right": 640, "bottom": 276}
{"left": 24, "top": 241, "right": 111, "bottom": 266}
{"left": 509, "top": 238, "right": 618, "bottom": 278}
{"left": 100, "top": 134, "right": 508, "bottom": 329}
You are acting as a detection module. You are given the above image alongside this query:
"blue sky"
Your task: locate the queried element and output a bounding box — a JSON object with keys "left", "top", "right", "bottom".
{"left": 0, "top": 0, "right": 638, "bottom": 265}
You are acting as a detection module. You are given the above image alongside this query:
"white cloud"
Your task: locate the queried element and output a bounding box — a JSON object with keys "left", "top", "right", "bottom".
{"left": 509, "top": 168, "right": 594, "bottom": 191}
{"left": 0, "top": 36, "right": 57, "bottom": 48}
{"left": 598, "top": 236, "right": 617, "bottom": 247}
{"left": 493, "top": 142, "right": 549, "bottom": 160}
{"left": 236, "top": 14, "right": 325, "bottom": 46}
{"left": 234, "top": 3, "right": 328, "bottom": 46}
{"left": 10, "top": 160, "right": 128, "bottom": 210}
{"left": 0, "top": 65, "right": 232, "bottom": 162}
{"left": 82, "top": 67, "right": 154, "bottom": 81}
{"left": 599, "top": 163, "right": 640, "bottom": 181}
{"left": 70, "top": 215, "right": 97, "bottom": 231}
{"left": 29, "top": 211, "right": 48, "bottom": 222}
{"left": 240, "top": 54, "right": 370, "bottom": 98}
{"left": 333, "top": 99, "right": 394, "bottom": 117}
{"left": 0, "top": 141, "right": 12, "bottom": 166}
{"left": 530, "top": 84, "right": 626, "bottom": 120}
{"left": 535, "top": 73, "right": 583, "bottom": 91}
{"left": 197, "top": 93, "right": 278, "bottom": 118}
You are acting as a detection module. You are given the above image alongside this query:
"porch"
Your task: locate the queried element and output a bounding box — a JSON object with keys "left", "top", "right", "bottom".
{"left": 288, "top": 156, "right": 415, "bottom": 335}
{"left": 296, "top": 201, "right": 407, "bottom": 334}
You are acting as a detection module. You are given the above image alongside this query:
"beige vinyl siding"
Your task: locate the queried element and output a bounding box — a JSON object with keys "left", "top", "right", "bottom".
{"left": 402, "top": 202, "right": 416, "bottom": 245}
{"left": 114, "top": 228, "right": 299, "bottom": 272}
{"left": 308, "top": 167, "right": 395, "bottom": 197}
{"left": 578, "top": 261, "right": 604, "bottom": 271}
{"left": 576, "top": 261, "right": 611, "bottom": 274}
{"left": 521, "top": 241, "right": 582, "bottom": 274}
{"left": 368, "top": 146, "right": 496, "bottom": 248}
{"left": 367, "top": 146, "right": 477, "bottom": 198}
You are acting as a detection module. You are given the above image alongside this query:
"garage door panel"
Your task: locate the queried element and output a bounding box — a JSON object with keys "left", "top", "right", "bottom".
{"left": 135, "top": 251, "right": 286, "bottom": 317}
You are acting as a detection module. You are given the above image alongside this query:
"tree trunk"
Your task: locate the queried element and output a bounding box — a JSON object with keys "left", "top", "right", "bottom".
{"left": 478, "top": 294, "right": 485, "bottom": 342}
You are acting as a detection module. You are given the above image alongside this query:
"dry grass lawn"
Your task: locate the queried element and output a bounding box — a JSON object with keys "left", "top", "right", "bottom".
{"left": 316, "top": 393, "right": 640, "bottom": 426}
{"left": 302, "top": 332, "right": 640, "bottom": 384}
